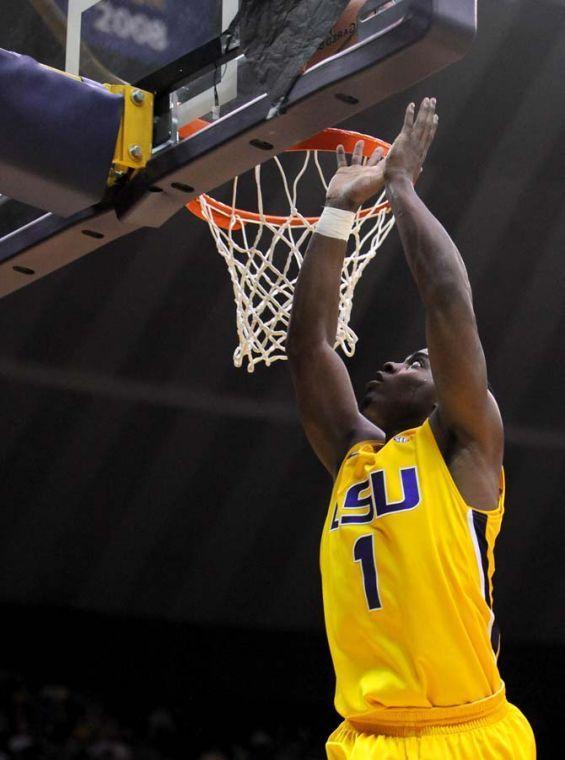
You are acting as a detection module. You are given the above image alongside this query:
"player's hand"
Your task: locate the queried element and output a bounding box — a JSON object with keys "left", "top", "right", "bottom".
{"left": 384, "top": 98, "right": 439, "bottom": 184}
{"left": 325, "top": 140, "right": 386, "bottom": 212}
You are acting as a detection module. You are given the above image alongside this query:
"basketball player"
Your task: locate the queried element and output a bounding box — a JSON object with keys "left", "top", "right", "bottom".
{"left": 286, "top": 98, "right": 536, "bottom": 758}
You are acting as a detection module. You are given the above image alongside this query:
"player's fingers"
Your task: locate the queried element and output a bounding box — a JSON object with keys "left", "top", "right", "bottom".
{"left": 413, "top": 97, "right": 430, "bottom": 141}
{"left": 336, "top": 144, "right": 347, "bottom": 168}
{"left": 402, "top": 102, "right": 415, "bottom": 132}
{"left": 420, "top": 98, "right": 437, "bottom": 148}
{"left": 422, "top": 109, "right": 439, "bottom": 156}
{"left": 351, "top": 140, "right": 364, "bottom": 165}
{"left": 367, "top": 146, "right": 384, "bottom": 167}
{"left": 425, "top": 114, "right": 439, "bottom": 152}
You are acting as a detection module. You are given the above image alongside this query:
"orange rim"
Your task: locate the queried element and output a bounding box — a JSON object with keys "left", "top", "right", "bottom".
{"left": 182, "top": 123, "right": 391, "bottom": 230}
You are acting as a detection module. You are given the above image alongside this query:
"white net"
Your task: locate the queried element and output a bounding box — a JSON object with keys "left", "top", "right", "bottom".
{"left": 196, "top": 148, "right": 396, "bottom": 372}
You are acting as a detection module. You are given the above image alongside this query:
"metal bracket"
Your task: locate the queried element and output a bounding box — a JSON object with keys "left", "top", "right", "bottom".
{"left": 105, "top": 84, "right": 154, "bottom": 174}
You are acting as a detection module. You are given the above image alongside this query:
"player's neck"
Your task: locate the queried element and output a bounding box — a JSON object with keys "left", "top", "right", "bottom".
{"left": 383, "top": 414, "right": 428, "bottom": 441}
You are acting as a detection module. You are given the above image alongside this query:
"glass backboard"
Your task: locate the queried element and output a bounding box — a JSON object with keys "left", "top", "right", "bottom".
{"left": 1, "top": 0, "right": 238, "bottom": 85}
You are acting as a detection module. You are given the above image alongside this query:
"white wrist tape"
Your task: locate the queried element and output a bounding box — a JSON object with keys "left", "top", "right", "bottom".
{"left": 316, "top": 206, "right": 356, "bottom": 241}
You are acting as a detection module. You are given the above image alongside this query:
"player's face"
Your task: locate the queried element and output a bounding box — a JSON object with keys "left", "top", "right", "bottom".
{"left": 360, "top": 348, "right": 436, "bottom": 424}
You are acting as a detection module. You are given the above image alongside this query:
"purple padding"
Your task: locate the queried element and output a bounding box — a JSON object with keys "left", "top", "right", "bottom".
{"left": 0, "top": 48, "right": 124, "bottom": 217}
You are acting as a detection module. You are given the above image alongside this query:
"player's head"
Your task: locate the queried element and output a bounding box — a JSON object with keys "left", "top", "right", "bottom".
{"left": 360, "top": 348, "right": 437, "bottom": 432}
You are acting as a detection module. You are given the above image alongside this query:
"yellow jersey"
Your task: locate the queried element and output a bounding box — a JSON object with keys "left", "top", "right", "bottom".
{"left": 320, "top": 418, "right": 505, "bottom": 725}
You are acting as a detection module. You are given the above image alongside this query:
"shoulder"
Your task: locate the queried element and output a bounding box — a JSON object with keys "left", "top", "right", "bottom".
{"left": 432, "top": 391, "right": 504, "bottom": 456}
{"left": 428, "top": 406, "right": 503, "bottom": 510}
{"left": 430, "top": 395, "right": 503, "bottom": 460}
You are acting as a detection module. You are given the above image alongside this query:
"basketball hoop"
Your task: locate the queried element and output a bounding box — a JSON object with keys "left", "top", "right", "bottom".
{"left": 186, "top": 126, "right": 395, "bottom": 372}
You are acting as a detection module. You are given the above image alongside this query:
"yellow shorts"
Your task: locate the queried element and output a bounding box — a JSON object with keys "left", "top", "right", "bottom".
{"left": 326, "top": 700, "right": 536, "bottom": 759}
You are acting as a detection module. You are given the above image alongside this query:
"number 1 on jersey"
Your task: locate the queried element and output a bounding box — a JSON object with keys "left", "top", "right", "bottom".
{"left": 353, "top": 534, "right": 382, "bottom": 610}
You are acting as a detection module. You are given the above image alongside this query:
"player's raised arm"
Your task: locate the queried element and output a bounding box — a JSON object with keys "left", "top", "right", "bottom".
{"left": 286, "top": 141, "right": 387, "bottom": 477}
{"left": 383, "top": 98, "right": 503, "bottom": 504}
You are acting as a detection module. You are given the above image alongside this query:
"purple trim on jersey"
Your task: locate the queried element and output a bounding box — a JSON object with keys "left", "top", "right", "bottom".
{"left": 472, "top": 510, "right": 501, "bottom": 654}
{"left": 330, "top": 503, "right": 340, "bottom": 531}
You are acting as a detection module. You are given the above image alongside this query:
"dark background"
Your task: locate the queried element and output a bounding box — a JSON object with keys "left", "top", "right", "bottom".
{"left": 0, "top": 0, "right": 563, "bottom": 756}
